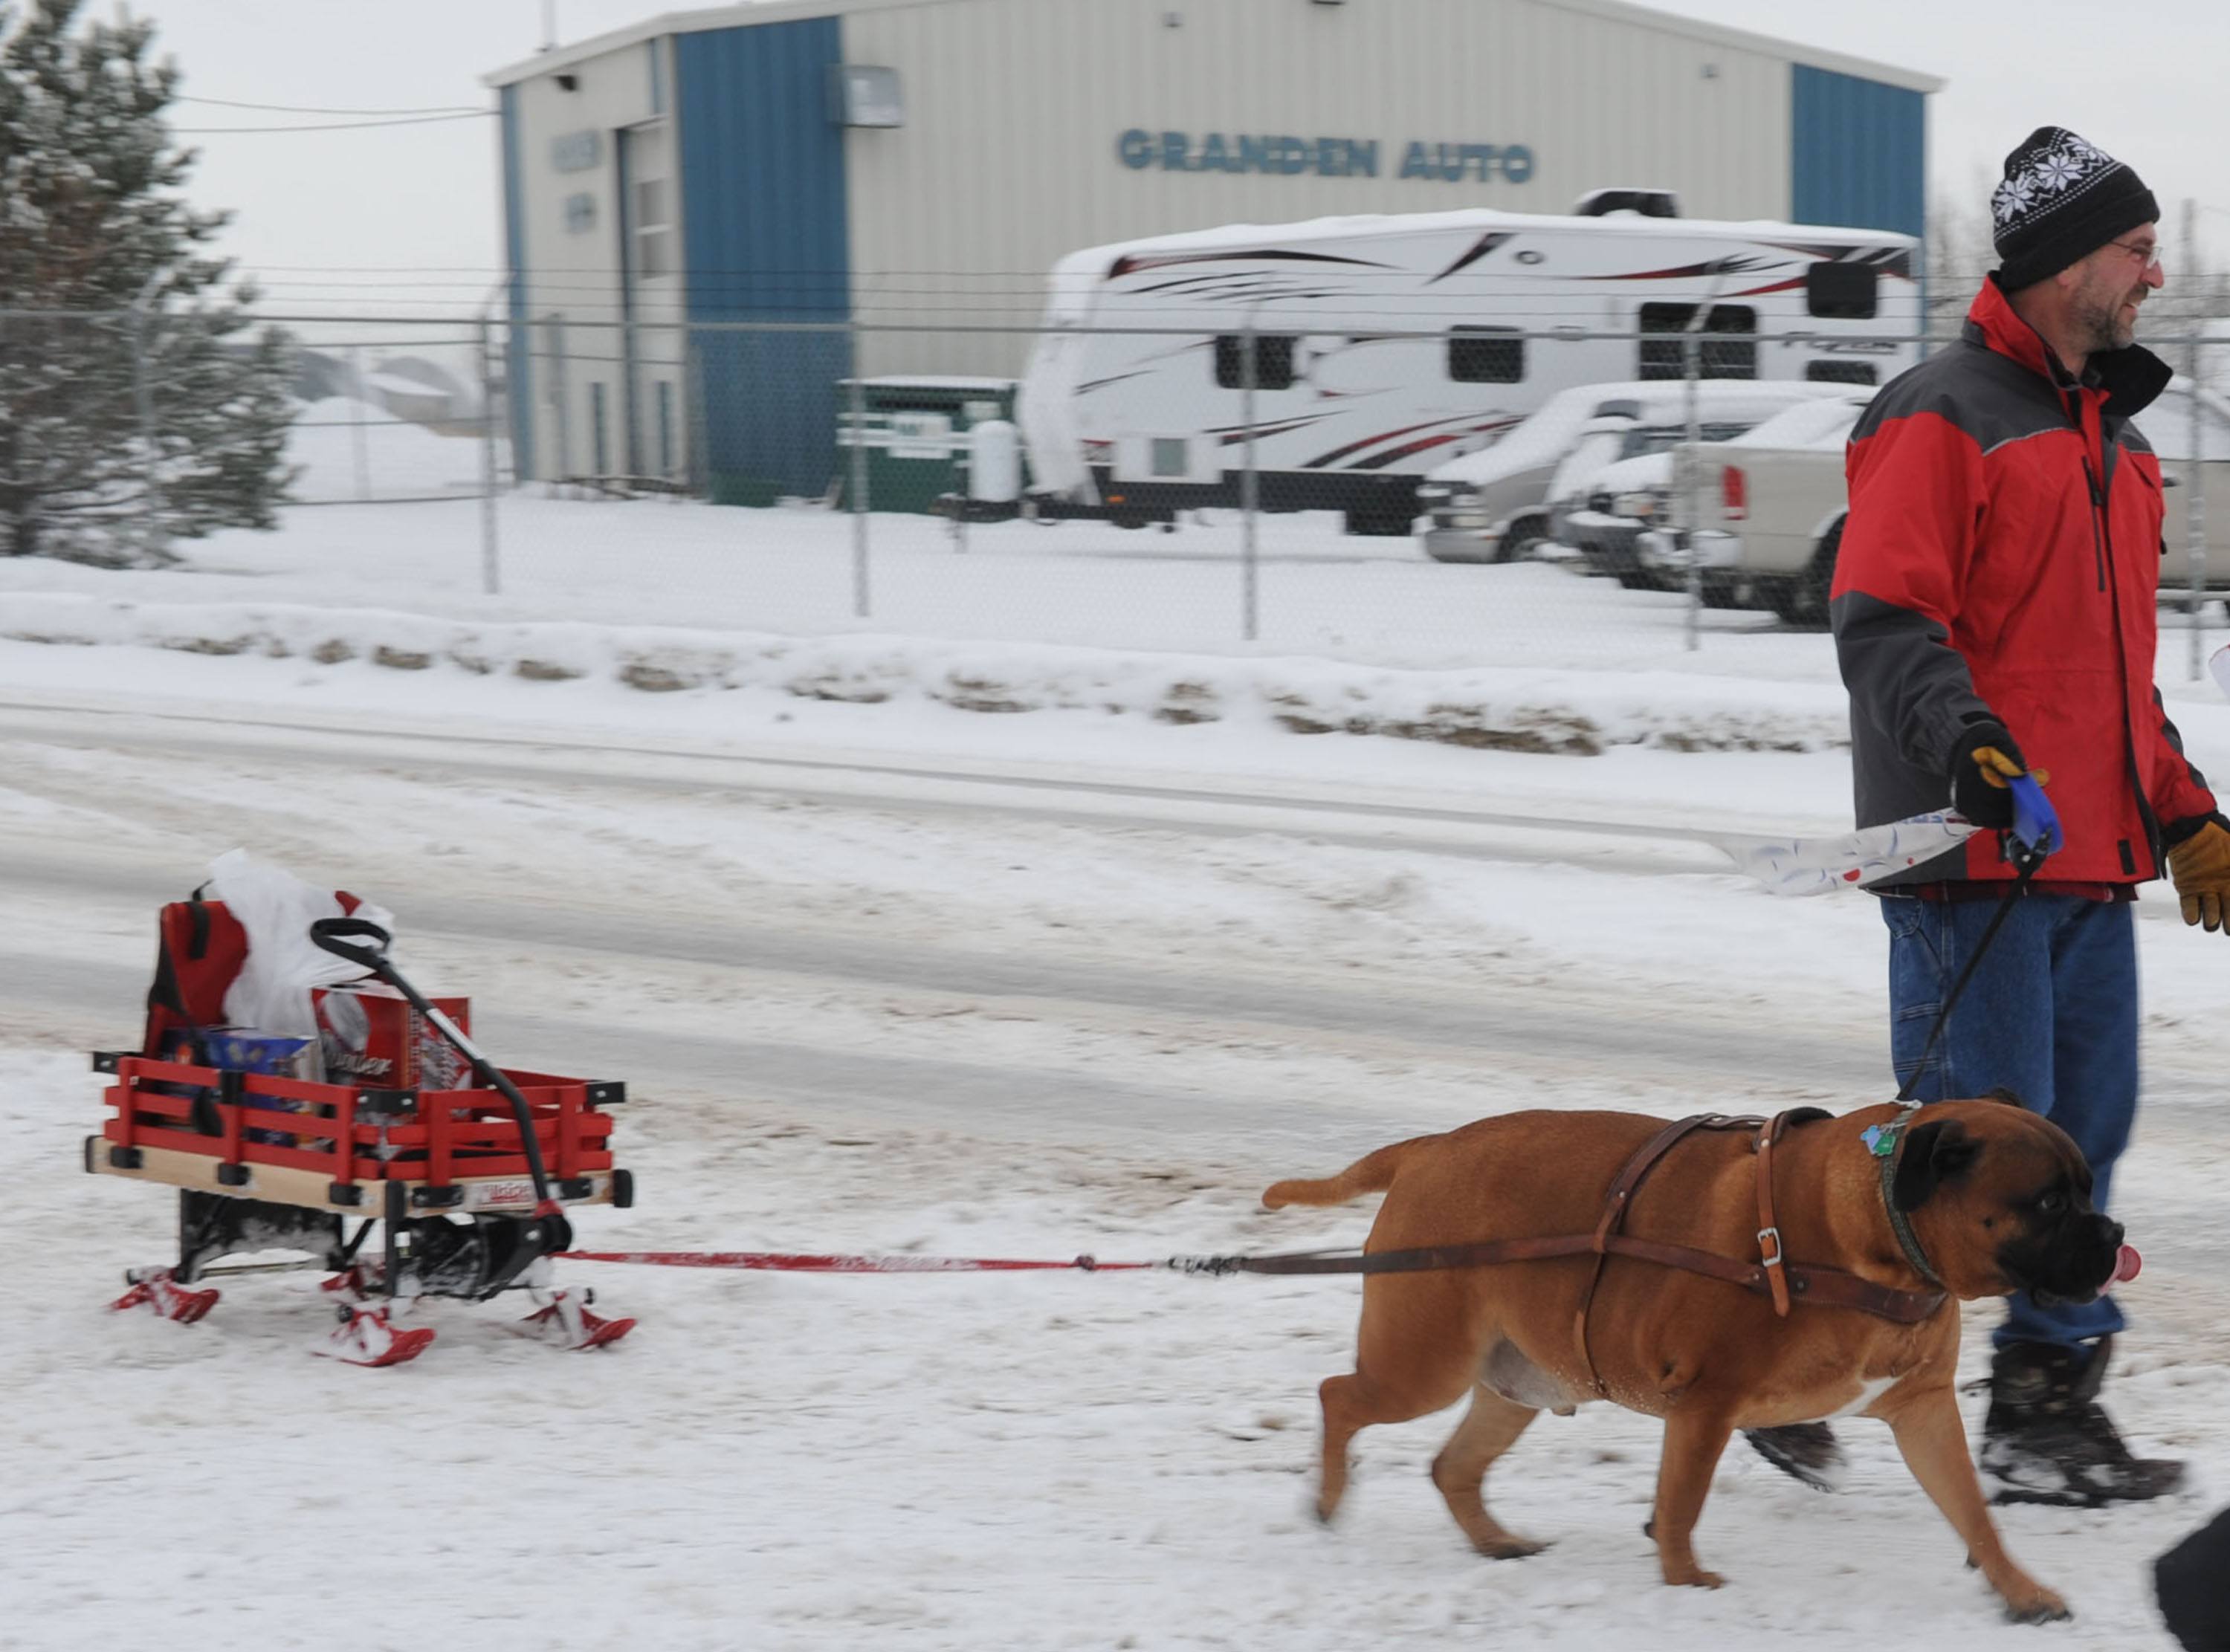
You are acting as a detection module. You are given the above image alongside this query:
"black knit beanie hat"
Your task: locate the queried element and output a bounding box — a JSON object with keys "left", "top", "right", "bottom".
{"left": 1992, "top": 127, "right": 2159, "bottom": 292}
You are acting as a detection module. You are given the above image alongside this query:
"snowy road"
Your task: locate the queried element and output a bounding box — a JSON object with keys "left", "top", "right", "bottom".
{"left": 6, "top": 687, "right": 2229, "bottom": 1650}
{"left": 0, "top": 695, "right": 1881, "bottom": 1150}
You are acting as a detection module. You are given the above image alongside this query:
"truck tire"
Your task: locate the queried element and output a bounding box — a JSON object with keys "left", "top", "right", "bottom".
{"left": 1768, "top": 520, "right": 1842, "bottom": 628}
{"left": 1495, "top": 515, "right": 1548, "bottom": 564}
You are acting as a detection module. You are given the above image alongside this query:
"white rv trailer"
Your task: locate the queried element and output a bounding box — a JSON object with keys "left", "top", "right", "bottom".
{"left": 1013, "top": 191, "right": 1919, "bottom": 535}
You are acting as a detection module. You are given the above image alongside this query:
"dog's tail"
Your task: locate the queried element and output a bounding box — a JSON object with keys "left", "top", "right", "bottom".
{"left": 1261, "top": 1136, "right": 1435, "bottom": 1209}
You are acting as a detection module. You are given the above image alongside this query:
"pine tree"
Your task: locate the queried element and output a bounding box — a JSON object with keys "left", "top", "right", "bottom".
{"left": 0, "top": 0, "right": 292, "bottom": 564}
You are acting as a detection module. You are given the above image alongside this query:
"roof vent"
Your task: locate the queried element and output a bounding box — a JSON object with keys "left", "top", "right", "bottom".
{"left": 1571, "top": 189, "right": 1680, "bottom": 219}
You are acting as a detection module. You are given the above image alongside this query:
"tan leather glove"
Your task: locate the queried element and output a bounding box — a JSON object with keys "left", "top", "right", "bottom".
{"left": 2168, "top": 819, "right": 2230, "bottom": 932}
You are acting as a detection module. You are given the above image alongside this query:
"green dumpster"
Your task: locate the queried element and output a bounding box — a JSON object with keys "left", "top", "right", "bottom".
{"left": 835, "top": 377, "right": 1019, "bottom": 514}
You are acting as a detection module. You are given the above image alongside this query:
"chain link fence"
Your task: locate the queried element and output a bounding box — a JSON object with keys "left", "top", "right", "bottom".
{"left": 10, "top": 307, "right": 2230, "bottom": 676}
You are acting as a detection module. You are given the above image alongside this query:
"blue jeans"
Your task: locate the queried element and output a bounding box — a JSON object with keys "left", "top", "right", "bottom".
{"left": 1878, "top": 891, "right": 2137, "bottom": 1353}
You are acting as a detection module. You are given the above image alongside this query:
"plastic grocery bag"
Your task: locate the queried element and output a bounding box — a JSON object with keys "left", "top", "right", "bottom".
{"left": 204, "top": 848, "right": 396, "bottom": 1040}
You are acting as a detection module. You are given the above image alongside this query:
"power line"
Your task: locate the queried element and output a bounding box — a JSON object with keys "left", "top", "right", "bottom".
{"left": 177, "top": 95, "right": 488, "bottom": 117}
{"left": 173, "top": 111, "right": 494, "bottom": 135}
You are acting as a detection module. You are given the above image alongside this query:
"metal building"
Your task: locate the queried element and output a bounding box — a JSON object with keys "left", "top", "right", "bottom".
{"left": 486, "top": 0, "right": 1936, "bottom": 495}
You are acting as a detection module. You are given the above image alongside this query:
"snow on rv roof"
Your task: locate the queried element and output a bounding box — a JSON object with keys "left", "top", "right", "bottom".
{"left": 1050, "top": 206, "right": 1916, "bottom": 280}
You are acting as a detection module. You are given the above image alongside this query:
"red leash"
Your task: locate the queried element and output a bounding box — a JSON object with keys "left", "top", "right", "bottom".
{"left": 559, "top": 1250, "right": 1155, "bottom": 1274}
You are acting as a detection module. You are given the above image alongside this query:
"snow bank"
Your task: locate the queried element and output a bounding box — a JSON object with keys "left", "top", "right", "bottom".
{"left": 0, "top": 590, "right": 1851, "bottom": 754}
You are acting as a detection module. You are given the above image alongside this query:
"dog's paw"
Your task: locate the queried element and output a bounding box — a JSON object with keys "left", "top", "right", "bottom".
{"left": 2001, "top": 1585, "right": 2072, "bottom": 1625}
{"left": 1663, "top": 1564, "right": 1727, "bottom": 1590}
{"left": 1476, "top": 1535, "right": 1548, "bottom": 1561}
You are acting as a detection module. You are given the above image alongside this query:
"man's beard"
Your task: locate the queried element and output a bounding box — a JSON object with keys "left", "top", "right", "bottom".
{"left": 2073, "top": 286, "right": 2145, "bottom": 353}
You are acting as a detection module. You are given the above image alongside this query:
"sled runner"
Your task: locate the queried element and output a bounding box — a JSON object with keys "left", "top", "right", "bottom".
{"left": 87, "top": 888, "right": 636, "bottom": 1366}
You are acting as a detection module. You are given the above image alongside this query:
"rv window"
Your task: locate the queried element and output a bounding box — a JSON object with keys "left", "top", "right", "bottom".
{"left": 1806, "top": 262, "right": 1878, "bottom": 320}
{"left": 1214, "top": 334, "right": 1297, "bottom": 392}
{"left": 1637, "top": 304, "right": 1758, "bottom": 381}
{"left": 1621, "top": 423, "right": 1753, "bottom": 459}
{"left": 1448, "top": 327, "right": 1525, "bottom": 383}
{"left": 1150, "top": 438, "right": 1189, "bottom": 478}
{"left": 1805, "top": 360, "right": 1878, "bottom": 386}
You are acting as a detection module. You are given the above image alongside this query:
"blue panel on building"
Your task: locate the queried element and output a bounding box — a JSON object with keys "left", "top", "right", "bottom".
{"left": 675, "top": 19, "right": 851, "bottom": 499}
{"left": 500, "top": 83, "right": 534, "bottom": 481}
{"left": 1791, "top": 65, "right": 1925, "bottom": 239}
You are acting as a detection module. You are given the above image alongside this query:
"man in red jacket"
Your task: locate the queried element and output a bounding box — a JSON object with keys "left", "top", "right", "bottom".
{"left": 1754, "top": 129, "right": 2230, "bottom": 1507}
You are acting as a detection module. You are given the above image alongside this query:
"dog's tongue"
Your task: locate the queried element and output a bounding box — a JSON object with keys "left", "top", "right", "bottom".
{"left": 2110, "top": 1244, "right": 2142, "bottom": 1286}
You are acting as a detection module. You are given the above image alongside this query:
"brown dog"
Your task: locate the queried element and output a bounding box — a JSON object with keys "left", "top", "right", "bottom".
{"left": 1264, "top": 1098, "right": 2127, "bottom": 1623}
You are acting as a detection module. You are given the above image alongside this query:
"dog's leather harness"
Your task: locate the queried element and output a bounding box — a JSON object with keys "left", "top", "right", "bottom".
{"left": 1233, "top": 1112, "right": 1948, "bottom": 1399}
{"left": 1562, "top": 1111, "right": 1942, "bottom": 1396}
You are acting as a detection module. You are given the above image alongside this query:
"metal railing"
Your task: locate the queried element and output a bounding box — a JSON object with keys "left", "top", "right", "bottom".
{"left": 7, "top": 307, "right": 2229, "bottom": 676}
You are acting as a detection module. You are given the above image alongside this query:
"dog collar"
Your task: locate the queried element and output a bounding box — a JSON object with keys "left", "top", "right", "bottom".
{"left": 1861, "top": 1106, "right": 1946, "bottom": 1289}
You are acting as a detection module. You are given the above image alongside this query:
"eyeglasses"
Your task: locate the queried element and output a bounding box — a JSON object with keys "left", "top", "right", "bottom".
{"left": 2108, "top": 238, "right": 2167, "bottom": 271}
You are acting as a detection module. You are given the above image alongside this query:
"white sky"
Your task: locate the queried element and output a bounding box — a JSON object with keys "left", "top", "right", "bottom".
{"left": 118, "top": 0, "right": 2230, "bottom": 317}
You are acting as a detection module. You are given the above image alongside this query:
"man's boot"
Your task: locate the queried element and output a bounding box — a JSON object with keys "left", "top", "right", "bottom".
{"left": 1980, "top": 1336, "right": 2185, "bottom": 1506}
{"left": 1743, "top": 1422, "right": 1846, "bottom": 1491}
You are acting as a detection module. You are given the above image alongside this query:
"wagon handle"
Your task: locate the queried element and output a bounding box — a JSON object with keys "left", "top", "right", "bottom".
{"left": 307, "top": 916, "right": 569, "bottom": 1228}
{"left": 307, "top": 916, "right": 392, "bottom": 973}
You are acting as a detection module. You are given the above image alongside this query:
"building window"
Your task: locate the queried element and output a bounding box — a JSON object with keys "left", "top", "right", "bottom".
{"left": 1214, "top": 334, "right": 1296, "bottom": 391}
{"left": 1805, "top": 360, "right": 1878, "bottom": 385}
{"left": 1638, "top": 303, "right": 1758, "bottom": 380}
{"left": 562, "top": 192, "right": 596, "bottom": 234}
{"left": 591, "top": 382, "right": 609, "bottom": 475}
{"left": 657, "top": 380, "right": 675, "bottom": 476}
{"left": 1448, "top": 326, "right": 1525, "bottom": 383}
{"left": 635, "top": 178, "right": 672, "bottom": 279}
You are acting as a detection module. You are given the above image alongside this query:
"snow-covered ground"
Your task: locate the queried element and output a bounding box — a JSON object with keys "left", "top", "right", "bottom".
{"left": 14, "top": 486, "right": 2164, "bottom": 673}
{"left": 4, "top": 498, "right": 2229, "bottom": 1650}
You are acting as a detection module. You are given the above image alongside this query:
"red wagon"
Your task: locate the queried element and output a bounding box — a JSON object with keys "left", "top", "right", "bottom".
{"left": 86, "top": 893, "right": 635, "bottom": 1365}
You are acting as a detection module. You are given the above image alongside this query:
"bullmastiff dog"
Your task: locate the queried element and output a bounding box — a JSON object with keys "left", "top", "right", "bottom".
{"left": 1263, "top": 1097, "right": 2129, "bottom": 1623}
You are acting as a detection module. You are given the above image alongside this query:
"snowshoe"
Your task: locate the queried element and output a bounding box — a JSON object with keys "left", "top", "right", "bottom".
{"left": 520, "top": 1288, "right": 635, "bottom": 1351}
{"left": 111, "top": 1269, "right": 220, "bottom": 1324}
{"left": 317, "top": 1303, "right": 436, "bottom": 1368}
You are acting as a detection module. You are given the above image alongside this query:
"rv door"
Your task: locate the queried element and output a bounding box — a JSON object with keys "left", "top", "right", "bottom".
{"left": 1018, "top": 325, "right": 1096, "bottom": 502}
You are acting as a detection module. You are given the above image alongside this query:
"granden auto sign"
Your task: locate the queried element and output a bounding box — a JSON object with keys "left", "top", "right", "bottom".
{"left": 1117, "top": 130, "right": 1535, "bottom": 182}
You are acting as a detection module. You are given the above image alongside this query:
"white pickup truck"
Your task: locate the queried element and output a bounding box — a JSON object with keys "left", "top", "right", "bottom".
{"left": 1638, "top": 380, "right": 2230, "bottom": 626}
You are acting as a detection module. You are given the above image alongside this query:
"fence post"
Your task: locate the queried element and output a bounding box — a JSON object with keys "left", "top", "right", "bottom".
{"left": 478, "top": 315, "right": 502, "bottom": 597}
{"left": 546, "top": 316, "right": 572, "bottom": 492}
{"left": 1679, "top": 305, "right": 1710, "bottom": 652}
{"left": 349, "top": 343, "right": 372, "bottom": 501}
{"left": 129, "top": 276, "right": 166, "bottom": 561}
{"left": 1240, "top": 314, "right": 1259, "bottom": 644}
{"left": 848, "top": 334, "right": 870, "bottom": 618}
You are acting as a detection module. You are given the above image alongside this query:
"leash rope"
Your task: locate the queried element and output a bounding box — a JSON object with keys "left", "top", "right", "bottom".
{"left": 560, "top": 1251, "right": 1155, "bottom": 1273}
{"left": 1893, "top": 844, "right": 2045, "bottom": 1105}
{"left": 557, "top": 1248, "right": 1346, "bottom": 1275}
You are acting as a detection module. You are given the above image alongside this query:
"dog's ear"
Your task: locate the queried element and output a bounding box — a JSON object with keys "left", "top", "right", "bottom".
{"left": 1893, "top": 1120, "right": 1983, "bottom": 1212}
{"left": 1982, "top": 1085, "right": 2029, "bottom": 1110}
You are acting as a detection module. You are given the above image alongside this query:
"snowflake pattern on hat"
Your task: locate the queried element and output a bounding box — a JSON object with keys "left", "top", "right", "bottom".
{"left": 1994, "top": 130, "right": 2117, "bottom": 235}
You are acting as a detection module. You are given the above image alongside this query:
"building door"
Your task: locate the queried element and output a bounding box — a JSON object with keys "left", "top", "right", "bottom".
{"left": 618, "top": 121, "right": 676, "bottom": 482}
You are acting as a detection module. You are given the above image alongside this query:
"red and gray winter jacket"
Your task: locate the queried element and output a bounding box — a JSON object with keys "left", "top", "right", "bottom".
{"left": 1831, "top": 276, "right": 2216, "bottom": 887}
